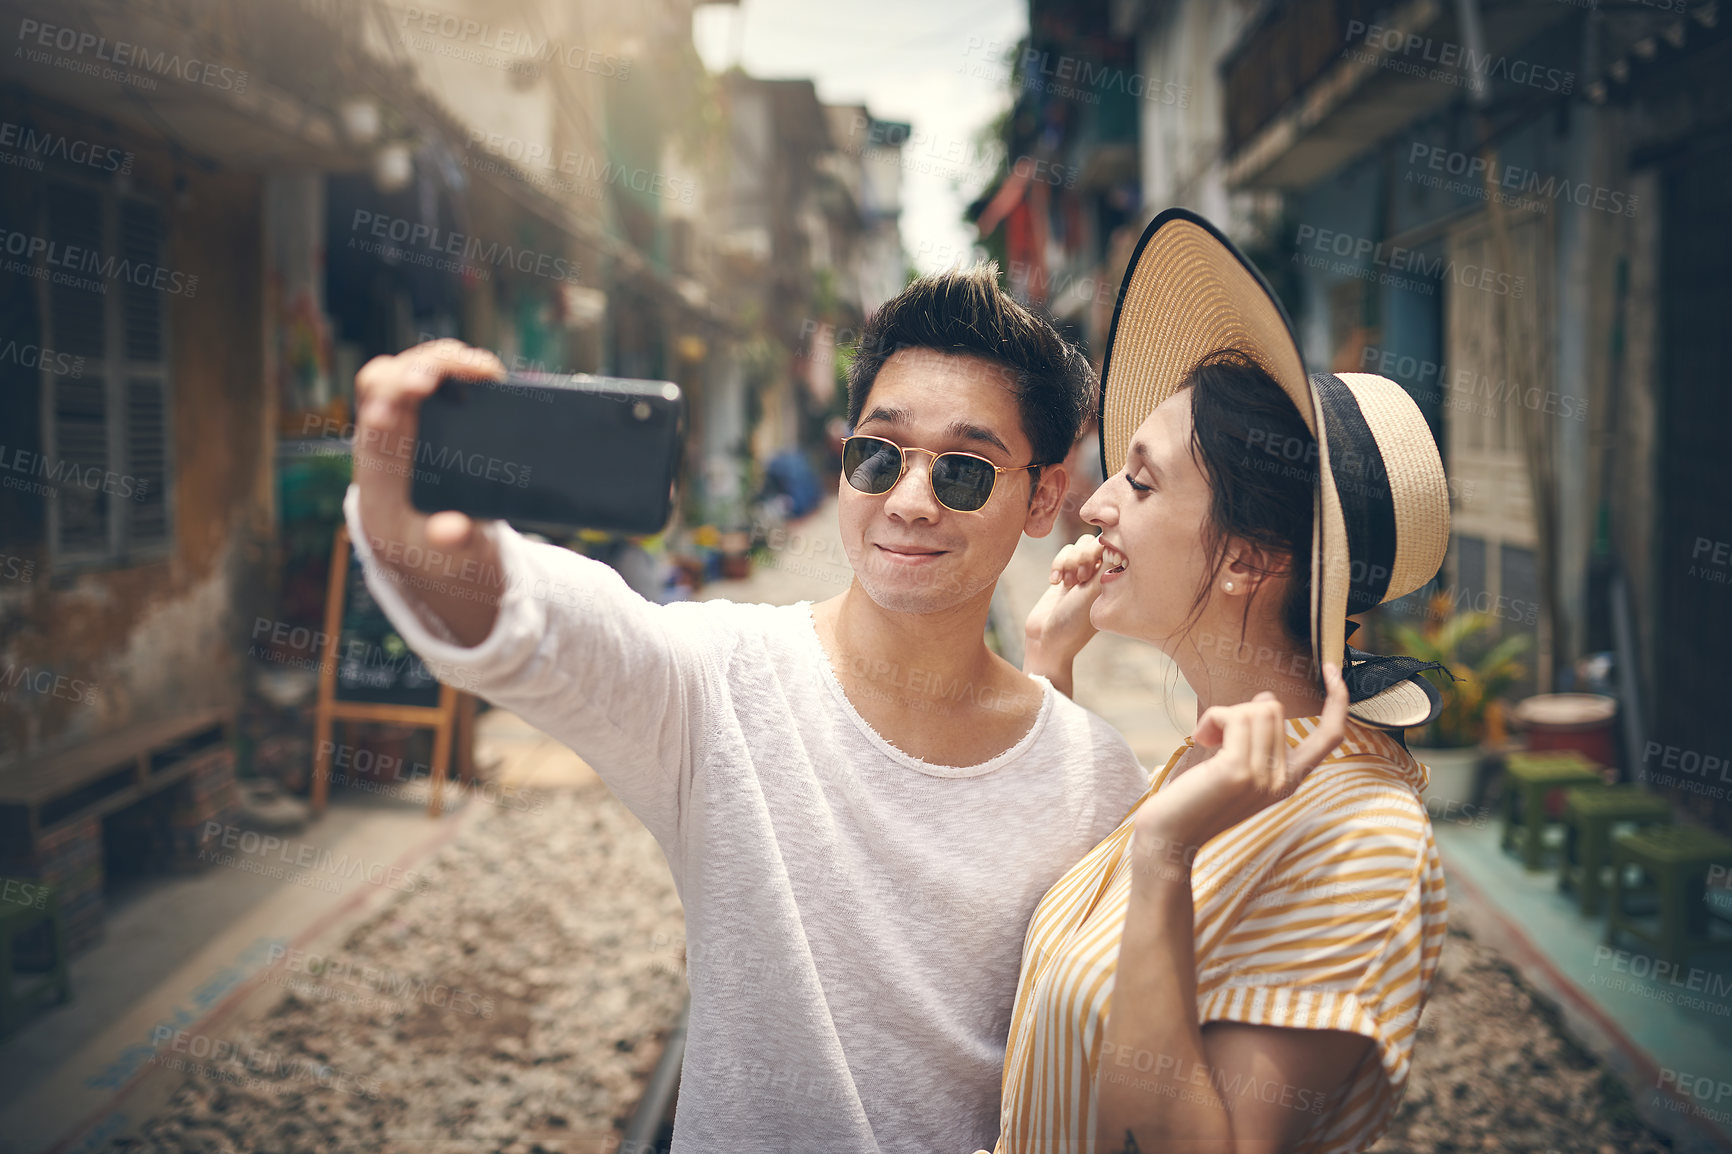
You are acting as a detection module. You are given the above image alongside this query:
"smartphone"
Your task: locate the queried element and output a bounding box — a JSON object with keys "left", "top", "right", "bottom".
{"left": 410, "top": 372, "right": 685, "bottom": 535}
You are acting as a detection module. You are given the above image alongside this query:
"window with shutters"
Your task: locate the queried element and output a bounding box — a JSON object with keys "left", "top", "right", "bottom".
{"left": 1444, "top": 210, "right": 1550, "bottom": 694}
{"left": 36, "top": 179, "right": 174, "bottom": 569}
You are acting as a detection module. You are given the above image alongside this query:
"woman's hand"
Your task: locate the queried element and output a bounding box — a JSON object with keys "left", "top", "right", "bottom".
{"left": 1024, "top": 533, "right": 1106, "bottom": 683}
{"left": 1132, "top": 664, "right": 1349, "bottom": 857}
{"left": 1102, "top": 665, "right": 1366, "bottom": 1153}
{"left": 1023, "top": 533, "right": 1107, "bottom": 698}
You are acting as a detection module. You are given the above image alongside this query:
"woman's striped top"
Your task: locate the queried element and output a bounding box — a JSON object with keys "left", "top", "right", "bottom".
{"left": 991, "top": 716, "right": 1447, "bottom": 1154}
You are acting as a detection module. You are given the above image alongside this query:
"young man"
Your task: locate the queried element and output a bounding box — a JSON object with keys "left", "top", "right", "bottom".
{"left": 344, "top": 268, "right": 1148, "bottom": 1153}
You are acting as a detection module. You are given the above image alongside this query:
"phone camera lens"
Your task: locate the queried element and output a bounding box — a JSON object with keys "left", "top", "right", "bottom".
{"left": 632, "top": 401, "right": 652, "bottom": 420}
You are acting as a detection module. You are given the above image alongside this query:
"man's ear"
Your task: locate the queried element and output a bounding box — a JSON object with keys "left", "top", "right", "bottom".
{"left": 1023, "top": 463, "right": 1070, "bottom": 538}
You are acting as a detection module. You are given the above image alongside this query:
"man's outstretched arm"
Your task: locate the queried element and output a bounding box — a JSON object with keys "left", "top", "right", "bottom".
{"left": 341, "top": 341, "right": 707, "bottom": 849}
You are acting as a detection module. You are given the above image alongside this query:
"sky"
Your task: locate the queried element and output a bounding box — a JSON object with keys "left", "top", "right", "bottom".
{"left": 692, "top": 0, "right": 1027, "bottom": 276}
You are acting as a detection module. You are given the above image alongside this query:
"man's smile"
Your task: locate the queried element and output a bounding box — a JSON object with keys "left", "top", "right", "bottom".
{"left": 873, "top": 543, "right": 949, "bottom": 564}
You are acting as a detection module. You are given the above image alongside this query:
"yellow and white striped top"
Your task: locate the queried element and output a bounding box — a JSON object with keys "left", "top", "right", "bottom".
{"left": 992, "top": 716, "right": 1447, "bottom": 1154}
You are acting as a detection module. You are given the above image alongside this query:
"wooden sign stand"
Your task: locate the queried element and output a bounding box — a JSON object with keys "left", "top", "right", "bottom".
{"left": 310, "top": 524, "right": 475, "bottom": 818}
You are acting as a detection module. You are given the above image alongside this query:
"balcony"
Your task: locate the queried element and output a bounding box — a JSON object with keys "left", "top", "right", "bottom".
{"left": 1221, "top": 0, "right": 1573, "bottom": 189}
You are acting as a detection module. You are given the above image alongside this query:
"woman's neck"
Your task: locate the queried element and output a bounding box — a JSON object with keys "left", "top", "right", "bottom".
{"left": 1171, "top": 626, "right": 1328, "bottom": 720}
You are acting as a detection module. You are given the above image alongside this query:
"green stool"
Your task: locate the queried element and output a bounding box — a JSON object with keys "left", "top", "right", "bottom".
{"left": 0, "top": 878, "right": 73, "bottom": 1038}
{"left": 1558, "top": 785, "right": 1672, "bottom": 915}
{"left": 1605, "top": 825, "right": 1732, "bottom": 967}
{"left": 1499, "top": 750, "right": 1603, "bottom": 871}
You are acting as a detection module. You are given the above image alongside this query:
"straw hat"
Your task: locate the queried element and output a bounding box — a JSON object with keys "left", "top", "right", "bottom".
{"left": 1098, "top": 208, "right": 1452, "bottom": 729}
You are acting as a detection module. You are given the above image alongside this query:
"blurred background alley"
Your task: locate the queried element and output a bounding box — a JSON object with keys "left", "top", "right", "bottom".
{"left": 1, "top": 0, "right": 1730, "bottom": 1151}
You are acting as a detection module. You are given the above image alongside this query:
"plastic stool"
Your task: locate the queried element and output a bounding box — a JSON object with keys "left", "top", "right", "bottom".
{"left": 1559, "top": 785, "right": 1672, "bottom": 915}
{"left": 1499, "top": 750, "right": 1603, "bottom": 871}
{"left": 1606, "top": 825, "right": 1732, "bottom": 967}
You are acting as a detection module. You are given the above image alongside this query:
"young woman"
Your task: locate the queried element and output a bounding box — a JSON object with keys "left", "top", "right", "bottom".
{"left": 1000, "top": 209, "right": 1453, "bottom": 1154}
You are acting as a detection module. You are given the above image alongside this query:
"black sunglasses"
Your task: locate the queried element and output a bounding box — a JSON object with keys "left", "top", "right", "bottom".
{"left": 841, "top": 434, "right": 1044, "bottom": 513}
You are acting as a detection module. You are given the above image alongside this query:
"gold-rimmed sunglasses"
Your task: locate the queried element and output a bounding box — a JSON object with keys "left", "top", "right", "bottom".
{"left": 841, "top": 434, "right": 1046, "bottom": 513}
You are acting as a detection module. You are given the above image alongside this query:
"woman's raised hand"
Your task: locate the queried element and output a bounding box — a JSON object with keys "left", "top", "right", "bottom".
{"left": 1025, "top": 533, "right": 1105, "bottom": 654}
{"left": 1131, "top": 664, "right": 1349, "bottom": 857}
{"left": 1050, "top": 532, "right": 1107, "bottom": 590}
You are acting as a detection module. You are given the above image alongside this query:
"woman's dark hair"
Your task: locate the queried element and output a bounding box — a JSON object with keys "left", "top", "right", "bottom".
{"left": 1180, "top": 348, "right": 1317, "bottom": 647}
{"left": 846, "top": 264, "right": 1095, "bottom": 486}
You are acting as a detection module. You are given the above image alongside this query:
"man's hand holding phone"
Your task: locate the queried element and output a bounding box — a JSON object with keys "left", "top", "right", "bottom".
{"left": 354, "top": 339, "right": 507, "bottom": 648}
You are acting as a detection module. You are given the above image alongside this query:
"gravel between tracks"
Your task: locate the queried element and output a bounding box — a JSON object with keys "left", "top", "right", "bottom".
{"left": 112, "top": 782, "right": 686, "bottom": 1154}
{"left": 1379, "top": 928, "right": 1673, "bottom": 1153}
{"left": 109, "top": 783, "right": 1682, "bottom": 1154}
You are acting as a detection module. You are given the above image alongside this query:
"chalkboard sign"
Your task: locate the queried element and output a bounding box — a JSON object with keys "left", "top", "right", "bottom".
{"left": 312, "top": 523, "right": 473, "bottom": 818}
{"left": 333, "top": 543, "right": 444, "bottom": 707}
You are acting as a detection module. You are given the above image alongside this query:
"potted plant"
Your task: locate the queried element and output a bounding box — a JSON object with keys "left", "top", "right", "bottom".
{"left": 1388, "top": 596, "right": 1532, "bottom": 815}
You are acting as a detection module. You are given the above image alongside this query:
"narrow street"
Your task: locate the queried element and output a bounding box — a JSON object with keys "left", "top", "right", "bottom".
{"left": 62, "top": 713, "right": 686, "bottom": 1154}
{"left": 53, "top": 504, "right": 1679, "bottom": 1153}
{"left": 2, "top": 0, "right": 1728, "bottom": 1150}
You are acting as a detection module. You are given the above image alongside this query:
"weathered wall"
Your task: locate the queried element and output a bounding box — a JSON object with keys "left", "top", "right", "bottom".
{"left": 0, "top": 147, "right": 267, "bottom": 766}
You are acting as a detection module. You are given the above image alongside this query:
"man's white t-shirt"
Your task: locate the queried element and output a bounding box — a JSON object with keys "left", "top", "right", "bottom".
{"left": 344, "top": 487, "right": 1149, "bottom": 1153}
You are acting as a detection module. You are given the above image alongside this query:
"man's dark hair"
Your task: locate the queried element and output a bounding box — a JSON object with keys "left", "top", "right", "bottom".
{"left": 845, "top": 264, "right": 1095, "bottom": 483}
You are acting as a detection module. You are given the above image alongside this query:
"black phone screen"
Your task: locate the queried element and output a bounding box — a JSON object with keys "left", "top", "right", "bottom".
{"left": 410, "top": 373, "right": 684, "bottom": 535}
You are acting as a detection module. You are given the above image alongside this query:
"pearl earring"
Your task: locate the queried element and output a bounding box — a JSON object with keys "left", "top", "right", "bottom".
{"left": 1224, "top": 580, "right": 1235, "bottom": 592}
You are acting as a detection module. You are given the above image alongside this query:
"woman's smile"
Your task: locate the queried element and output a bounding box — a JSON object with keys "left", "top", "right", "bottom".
{"left": 1099, "top": 540, "right": 1129, "bottom": 583}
